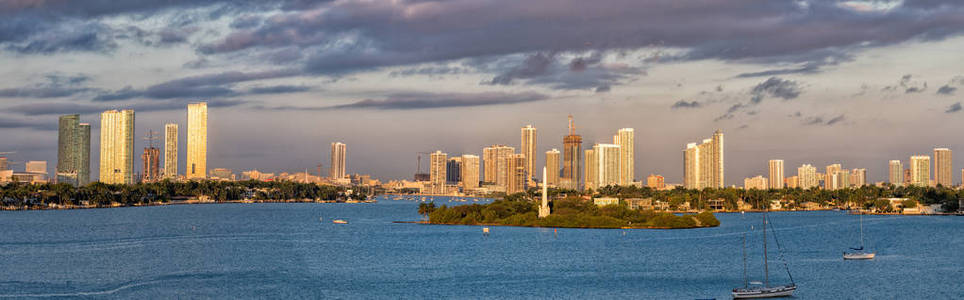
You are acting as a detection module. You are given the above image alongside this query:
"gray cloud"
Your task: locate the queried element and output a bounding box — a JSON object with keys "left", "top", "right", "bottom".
{"left": 247, "top": 85, "right": 310, "bottom": 94}
{"left": 802, "top": 114, "right": 845, "bottom": 126}
{"left": 937, "top": 85, "right": 956, "bottom": 95}
{"left": 750, "top": 77, "right": 802, "bottom": 104}
{"left": 488, "top": 53, "right": 555, "bottom": 85}
{"left": 0, "top": 117, "right": 57, "bottom": 131}
{"left": 0, "top": 73, "right": 94, "bottom": 98}
{"left": 671, "top": 100, "right": 701, "bottom": 109}
{"left": 594, "top": 85, "right": 611, "bottom": 93}
{"left": 946, "top": 102, "right": 962, "bottom": 113}
{"left": 6, "top": 99, "right": 243, "bottom": 116}
{"left": 329, "top": 91, "right": 550, "bottom": 110}
{"left": 94, "top": 69, "right": 301, "bottom": 101}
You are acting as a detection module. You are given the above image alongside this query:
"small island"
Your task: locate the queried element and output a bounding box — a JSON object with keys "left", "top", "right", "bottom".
{"left": 417, "top": 194, "right": 719, "bottom": 229}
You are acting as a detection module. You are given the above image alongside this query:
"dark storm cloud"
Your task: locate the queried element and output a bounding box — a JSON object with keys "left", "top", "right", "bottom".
{"left": 482, "top": 52, "right": 641, "bottom": 91}
{"left": 329, "top": 91, "right": 550, "bottom": 110}
{"left": 594, "top": 85, "right": 611, "bottom": 93}
{"left": 945, "top": 102, "right": 962, "bottom": 113}
{"left": 671, "top": 100, "right": 701, "bottom": 109}
{"left": 750, "top": 77, "right": 802, "bottom": 104}
{"left": 0, "top": 73, "right": 94, "bottom": 98}
{"left": 6, "top": 99, "right": 243, "bottom": 116}
{"left": 487, "top": 53, "right": 555, "bottom": 85}
{"left": 936, "top": 85, "right": 956, "bottom": 95}
{"left": 94, "top": 69, "right": 301, "bottom": 101}
{"left": 247, "top": 85, "right": 310, "bottom": 94}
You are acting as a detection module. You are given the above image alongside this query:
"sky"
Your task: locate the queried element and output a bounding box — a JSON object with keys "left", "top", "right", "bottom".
{"left": 1, "top": 0, "right": 964, "bottom": 185}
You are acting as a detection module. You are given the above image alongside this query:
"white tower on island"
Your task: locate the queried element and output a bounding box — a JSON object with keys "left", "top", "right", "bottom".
{"left": 539, "top": 166, "right": 551, "bottom": 218}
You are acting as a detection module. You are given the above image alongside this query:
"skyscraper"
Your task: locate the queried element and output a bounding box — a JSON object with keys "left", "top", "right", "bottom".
{"left": 461, "top": 154, "right": 480, "bottom": 191}
{"left": 562, "top": 115, "right": 582, "bottom": 190}
{"left": 768, "top": 159, "right": 784, "bottom": 189}
{"left": 482, "top": 145, "right": 514, "bottom": 186}
{"left": 329, "top": 142, "right": 347, "bottom": 179}
{"left": 99, "top": 109, "right": 135, "bottom": 184}
{"left": 56, "top": 114, "right": 90, "bottom": 186}
{"left": 934, "top": 148, "right": 952, "bottom": 187}
{"left": 584, "top": 148, "right": 596, "bottom": 191}
{"left": 594, "top": 143, "right": 621, "bottom": 188}
{"left": 186, "top": 102, "right": 207, "bottom": 179}
{"left": 797, "top": 164, "right": 818, "bottom": 189}
{"left": 825, "top": 164, "right": 842, "bottom": 190}
{"left": 682, "top": 130, "right": 723, "bottom": 189}
{"left": 446, "top": 156, "right": 462, "bottom": 183}
{"left": 889, "top": 160, "right": 903, "bottom": 186}
{"left": 429, "top": 151, "right": 447, "bottom": 194}
{"left": 910, "top": 155, "right": 930, "bottom": 187}
{"left": 141, "top": 147, "right": 160, "bottom": 182}
{"left": 545, "top": 149, "right": 560, "bottom": 187}
{"left": 164, "top": 123, "right": 178, "bottom": 179}
{"left": 520, "top": 125, "right": 537, "bottom": 183}
{"left": 615, "top": 128, "right": 634, "bottom": 186}
{"left": 850, "top": 168, "right": 867, "bottom": 187}
{"left": 506, "top": 153, "right": 526, "bottom": 194}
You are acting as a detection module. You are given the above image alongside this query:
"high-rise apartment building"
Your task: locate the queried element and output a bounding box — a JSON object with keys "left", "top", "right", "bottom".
{"left": 934, "top": 148, "right": 952, "bottom": 187}
{"left": 682, "top": 130, "right": 723, "bottom": 189}
{"left": 141, "top": 147, "right": 160, "bottom": 182}
{"left": 910, "top": 155, "right": 930, "bottom": 187}
{"left": 593, "top": 144, "right": 621, "bottom": 188}
{"left": 545, "top": 149, "right": 560, "bottom": 187}
{"left": 888, "top": 160, "right": 903, "bottom": 186}
{"left": 744, "top": 176, "right": 767, "bottom": 190}
{"left": 584, "top": 149, "right": 596, "bottom": 191}
{"left": 446, "top": 157, "right": 462, "bottom": 183}
{"left": 99, "top": 109, "right": 135, "bottom": 184}
{"left": 835, "top": 169, "right": 851, "bottom": 189}
{"left": 786, "top": 176, "right": 799, "bottom": 188}
{"left": 797, "top": 164, "right": 818, "bottom": 189}
{"left": 482, "top": 145, "right": 514, "bottom": 186}
{"left": 825, "top": 164, "right": 842, "bottom": 190}
{"left": 186, "top": 102, "right": 207, "bottom": 179}
{"left": 520, "top": 125, "right": 537, "bottom": 183}
{"left": 562, "top": 115, "right": 582, "bottom": 190}
{"left": 330, "top": 142, "right": 347, "bottom": 179}
{"left": 615, "top": 128, "right": 634, "bottom": 186}
{"left": 56, "top": 114, "right": 90, "bottom": 186}
{"left": 461, "top": 155, "right": 480, "bottom": 191}
{"left": 768, "top": 159, "right": 784, "bottom": 189}
{"left": 429, "top": 151, "right": 447, "bottom": 194}
{"left": 164, "top": 123, "right": 178, "bottom": 179}
{"left": 647, "top": 174, "right": 665, "bottom": 189}
{"left": 506, "top": 154, "right": 527, "bottom": 194}
{"left": 850, "top": 168, "right": 866, "bottom": 187}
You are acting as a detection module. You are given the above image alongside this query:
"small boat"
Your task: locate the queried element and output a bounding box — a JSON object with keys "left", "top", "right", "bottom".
{"left": 332, "top": 219, "right": 348, "bottom": 224}
{"left": 733, "top": 210, "right": 796, "bottom": 299}
{"left": 844, "top": 213, "right": 875, "bottom": 260}
{"left": 482, "top": 227, "right": 490, "bottom": 236}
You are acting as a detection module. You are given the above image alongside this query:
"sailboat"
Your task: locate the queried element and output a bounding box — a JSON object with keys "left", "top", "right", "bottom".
{"left": 733, "top": 211, "right": 796, "bottom": 299}
{"left": 844, "top": 213, "right": 875, "bottom": 260}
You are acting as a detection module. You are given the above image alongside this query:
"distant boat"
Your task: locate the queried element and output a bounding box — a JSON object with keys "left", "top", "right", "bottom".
{"left": 733, "top": 211, "right": 796, "bottom": 299}
{"left": 844, "top": 213, "right": 875, "bottom": 260}
{"left": 332, "top": 219, "right": 348, "bottom": 224}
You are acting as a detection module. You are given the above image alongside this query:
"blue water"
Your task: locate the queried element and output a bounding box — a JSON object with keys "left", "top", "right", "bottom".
{"left": 0, "top": 197, "right": 961, "bottom": 299}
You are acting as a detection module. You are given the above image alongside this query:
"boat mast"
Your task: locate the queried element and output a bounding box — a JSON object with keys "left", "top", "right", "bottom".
{"left": 743, "top": 231, "right": 748, "bottom": 289}
{"left": 859, "top": 213, "right": 864, "bottom": 249}
{"left": 763, "top": 210, "right": 769, "bottom": 288}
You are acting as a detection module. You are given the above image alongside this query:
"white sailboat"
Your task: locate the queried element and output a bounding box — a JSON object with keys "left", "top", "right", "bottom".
{"left": 733, "top": 211, "right": 796, "bottom": 299}
{"left": 843, "top": 213, "right": 875, "bottom": 260}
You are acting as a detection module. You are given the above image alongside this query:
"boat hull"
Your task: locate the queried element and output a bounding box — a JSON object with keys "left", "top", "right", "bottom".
{"left": 843, "top": 252, "right": 875, "bottom": 260}
{"left": 732, "top": 285, "right": 796, "bottom": 299}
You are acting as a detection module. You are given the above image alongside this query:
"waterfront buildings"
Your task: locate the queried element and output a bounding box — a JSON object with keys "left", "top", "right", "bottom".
{"left": 520, "top": 125, "right": 537, "bottom": 184}
{"left": 56, "top": 114, "right": 90, "bottom": 186}
{"left": 562, "top": 115, "right": 582, "bottom": 190}
{"left": 825, "top": 164, "right": 842, "bottom": 190}
{"left": 647, "top": 174, "right": 665, "bottom": 189}
{"left": 99, "top": 109, "right": 135, "bottom": 184}
{"left": 615, "top": 128, "right": 634, "bottom": 186}
{"left": 429, "top": 151, "right": 447, "bottom": 194}
{"left": 209, "top": 168, "right": 235, "bottom": 180}
{"left": 446, "top": 157, "right": 462, "bottom": 183}
{"left": 744, "top": 175, "right": 767, "bottom": 190}
{"left": 545, "top": 149, "right": 560, "bottom": 187}
{"left": 835, "top": 169, "right": 851, "bottom": 189}
{"left": 851, "top": 168, "right": 867, "bottom": 187}
{"left": 797, "top": 164, "right": 818, "bottom": 189}
{"left": 186, "top": 102, "right": 207, "bottom": 179}
{"left": 592, "top": 143, "right": 621, "bottom": 188}
{"left": 25, "top": 161, "right": 46, "bottom": 174}
{"left": 786, "top": 176, "right": 799, "bottom": 188}
{"left": 164, "top": 123, "right": 178, "bottom": 179}
{"left": 461, "top": 155, "right": 480, "bottom": 191}
{"left": 768, "top": 159, "right": 784, "bottom": 189}
{"left": 330, "top": 142, "right": 347, "bottom": 179}
{"left": 910, "top": 155, "right": 931, "bottom": 187}
{"left": 482, "top": 144, "right": 514, "bottom": 186}
{"left": 889, "top": 160, "right": 903, "bottom": 185}
{"left": 141, "top": 147, "right": 160, "bottom": 182}
{"left": 584, "top": 148, "right": 597, "bottom": 191}
{"left": 506, "top": 154, "right": 526, "bottom": 194}
{"left": 682, "top": 130, "right": 724, "bottom": 189}
{"left": 934, "top": 148, "right": 952, "bottom": 187}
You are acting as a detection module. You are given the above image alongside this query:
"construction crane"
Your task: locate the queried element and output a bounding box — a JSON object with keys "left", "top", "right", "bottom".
{"left": 414, "top": 152, "right": 431, "bottom": 181}
{"left": 143, "top": 130, "right": 159, "bottom": 148}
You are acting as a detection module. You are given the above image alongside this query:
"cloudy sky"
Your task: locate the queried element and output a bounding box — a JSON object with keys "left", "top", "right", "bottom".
{"left": 2, "top": 0, "right": 964, "bottom": 185}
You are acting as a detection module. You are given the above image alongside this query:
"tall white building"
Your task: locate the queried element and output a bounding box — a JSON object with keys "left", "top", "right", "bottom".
{"left": 429, "top": 151, "right": 447, "bottom": 194}
{"left": 584, "top": 149, "right": 597, "bottom": 191}
{"left": 186, "top": 102, "right": 207, "bottom": 179}
{"left": 330, "top": 142, "right": 347, "bottom": 179}
{"left": 934, "top": 148, "right": 952, "bottom": 187}
{"left": 682, "top": 130, "right": 723, "bottom": 189}
{"left": 768, "top": 159, "right": 784, "bottom": 189}
{"left": 164, "top": 123, "right": 178, "bottom": 179}
{"left": 797, "top": 164, "right": 818, "bottom": 189}
{"left": 461, "top": 154, "right": 480, "bottom": 191}
{"left": 910, "top": 155, "right": 930, "bottom": 187}
{"left": 825, "top": 164, "right": 842, "bottom": 190}
{"left": 888, "top": 160, "right": 903, "bottom": 186}
{"left": 99, "top": 109, "right": 135, "bottom": 184}
{"left": 520, "top": 125, "right": 537, "bottom": 183}
{"left": 593, "top": 144, "right": 621, "bottom": 188}
{"left": 482, "top": 145, "right": 514, "bottom": 186}
{"left": 615, "top": 128, "right": 634, "bottom": 186}
{"left": 850, "top": 168, "right": 867, "bottom": 187}
{"left": 545, "top": 149, "right": 560, "bottom": 187}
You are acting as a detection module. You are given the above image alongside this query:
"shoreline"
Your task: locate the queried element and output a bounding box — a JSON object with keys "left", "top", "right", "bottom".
{"left": 0, "top": 199, "right": 374, "bottom": 211}
{"left": 392, "top": 221, "right": 717, "bottom": 230}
